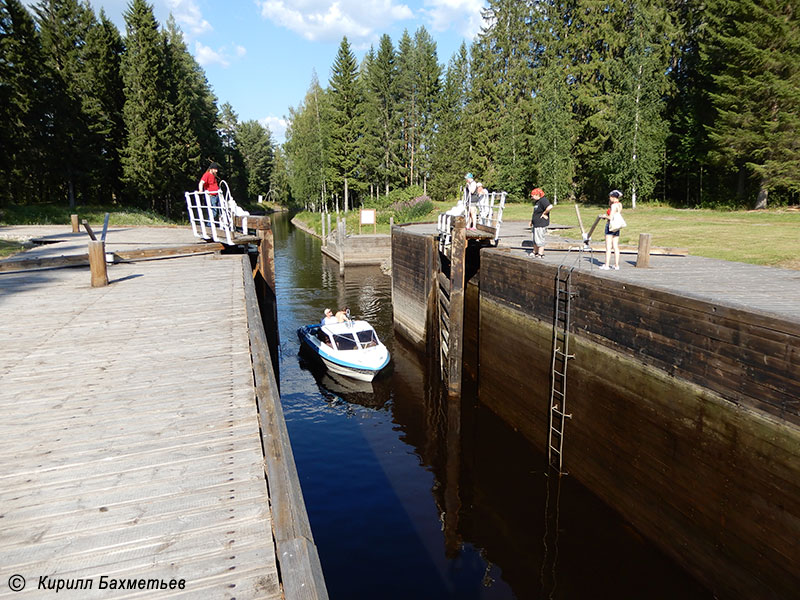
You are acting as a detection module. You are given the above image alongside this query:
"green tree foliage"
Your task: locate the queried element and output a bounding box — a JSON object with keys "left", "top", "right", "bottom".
{"left": 327, "top": 36, "right": 362, "bottom": 211}
{"left": 430, "top": 43, "right": 471, "bottom": 201}
{"left": 236, "top": 120, "right": 274, "bottom": 201}
{"left": 605, "top": 0, "right": 674, "bottom": 206}
{"left": 269, "top": 145, "right": 291, "bottom": 206}
{"left": 703, "top": 0, "right": 800, "bottom": 208}
{"left": 0, "top": 0, "right": 54, "bottom": 204}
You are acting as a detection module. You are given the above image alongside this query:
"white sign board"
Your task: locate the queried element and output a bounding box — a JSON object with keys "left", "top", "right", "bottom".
{"left": 360, "top": 209, "right": 376, "bottom": 225}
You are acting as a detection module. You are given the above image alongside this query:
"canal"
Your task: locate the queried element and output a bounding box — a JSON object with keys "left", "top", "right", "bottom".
{"left": 270, "top": 212, "right": 712, "bottom": 600}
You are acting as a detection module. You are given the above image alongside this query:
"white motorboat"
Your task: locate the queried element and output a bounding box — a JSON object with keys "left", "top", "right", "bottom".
{"left": 297, "top": 319, "right": 390, "bottom": 382}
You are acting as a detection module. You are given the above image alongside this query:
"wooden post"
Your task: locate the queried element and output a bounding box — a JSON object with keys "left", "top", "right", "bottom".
{"left": 338, "top": 218, "right": 345, "bottom": 277}
{"left": 321, "top": 212, "right": 325, "bottom": 246}
{"left": 389, "top": 216, "right": 394, "bottom": 230}
{"left": 88, "top": 240, "right": 108, "bottom": 287}
{"left": 71, "top": 214, "right": 79, "bottom": 233}
{"left": 636, "top": 233, "right": 652, "bottom": 268}
{"left": 447, "top": 216, "right": 467, "bottom": 396}
{"left": 257, "top": 217, "right": 276, "bottom": 294}
{"left": 327, "top": 214, "right": 331, "bottom": 248}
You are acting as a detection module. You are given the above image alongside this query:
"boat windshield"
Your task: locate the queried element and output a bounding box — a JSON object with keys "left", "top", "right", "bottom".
{"left": 356, "top": 330, "right": 379, "bottom": 348}
{"left": 332, "top": 333, "right": 358, "bottom": 351}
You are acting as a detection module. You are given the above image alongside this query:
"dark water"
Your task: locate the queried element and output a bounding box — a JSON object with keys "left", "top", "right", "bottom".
{"left": 270, "top": 212, "right": 712, "bottom": 600}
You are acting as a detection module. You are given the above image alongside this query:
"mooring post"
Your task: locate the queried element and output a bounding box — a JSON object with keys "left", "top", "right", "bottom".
{"left": 636, "top": 233, "right": 652, "bottom": 268}
{"left": 390, "top": 216, "right": 394, "bottom": 230}
{"left": 321, "top": 212, "right": 325, "bottom": 247}
{"left": 257, "top": 217, "right": 276, "bottom": 295}
{"left": 447, "top": 216, "right": 467, "bottom": 396}
{"left": 71, "top": 214, "right": 79, "bottom": 233}
{"left": 88, "top": 240, "right": 108, "bottom": 287}
{"left": 327, "top": 213, "right": 331, "bottom": 248}
{"left": 338, "top": 218, "right": 346, "bottom": 277}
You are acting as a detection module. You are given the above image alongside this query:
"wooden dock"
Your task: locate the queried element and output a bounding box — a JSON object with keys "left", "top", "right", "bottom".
{"left": 0, "top": 226, "right": 325, "bottom": 598}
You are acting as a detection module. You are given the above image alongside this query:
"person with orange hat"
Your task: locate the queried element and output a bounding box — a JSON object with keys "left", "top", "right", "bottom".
{"left": 529, "top": 187, "right": 552, "bottom": 258}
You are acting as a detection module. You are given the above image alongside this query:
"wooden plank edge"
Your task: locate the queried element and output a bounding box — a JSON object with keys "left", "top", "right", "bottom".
{"left": 506, "top": 243, "right": 689, "bottom": 256}
{"left": 241, "top": 255, "right": 329, "bottom": 600}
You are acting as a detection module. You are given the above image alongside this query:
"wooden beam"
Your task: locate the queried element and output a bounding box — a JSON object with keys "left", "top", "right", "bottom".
{"left": 508, "top": 242, "right": 688, "bottom": 256}
{"left": 0, "top": 254, "right": 89, "bottom": 272}
{"left": 447, "top": 216, "right": 467, "bottom": 396}
{"left": 240, "top": 255, "right": 329, "bottom": 600}
{"left": 114, "top": 243, "right": 225, "bottom": 261}
{"left": 82, "top": 220, "right": 97, "bottom": 241}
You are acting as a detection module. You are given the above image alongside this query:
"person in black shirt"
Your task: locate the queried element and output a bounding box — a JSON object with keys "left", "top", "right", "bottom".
{"left": 529, "top": 188, "right": 552, "bottom": 258}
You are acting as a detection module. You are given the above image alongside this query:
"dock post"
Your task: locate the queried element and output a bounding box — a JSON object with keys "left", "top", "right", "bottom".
{"left": 338, "top": 218, "right": 345, "bottom": 277}
{"left": 327, "top": 213, "right": 331, "bottom": 248}
{"left": 88, "top": 240, "right": 108, "bottom": 287}
{"left": 447, "top": 216, "right": 467, "bottom": 397}
{"left": 390, "top": 216, "right": 394, "bottom": 230}
{"left": 257, "top": 218, "right": 276, "bottom": 295}
{"left": 321, "top": 212, "right": 326, "bottom": 247}
{"left": 71, "top": 214, "right": 79, "bottom": 233}
{"left": 636, "top": 233, "right": 652, "bottom": 268}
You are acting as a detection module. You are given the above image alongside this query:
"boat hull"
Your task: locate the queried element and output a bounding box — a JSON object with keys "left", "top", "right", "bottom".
{"left": 297, "top": 324, "right": 390, "bottom": 382}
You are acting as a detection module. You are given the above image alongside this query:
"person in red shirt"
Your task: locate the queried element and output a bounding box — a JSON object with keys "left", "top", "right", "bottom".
{"left": 199, "top": 162, "right": 220, "bottom": 194}
{"left": 199, "top": 162, "right": 221, "bottom": 221}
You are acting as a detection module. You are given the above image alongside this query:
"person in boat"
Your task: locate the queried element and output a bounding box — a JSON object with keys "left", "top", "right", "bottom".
{"left": 335, "top": 307, "right": 350, "bottom": 323}
{"left": 321, "top": 308, "right": 337, "bottom": 325}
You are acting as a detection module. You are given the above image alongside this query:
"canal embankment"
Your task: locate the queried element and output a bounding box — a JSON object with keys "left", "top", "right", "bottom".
{"left": 390, "top": 223, "right": 800, "bottom": 600}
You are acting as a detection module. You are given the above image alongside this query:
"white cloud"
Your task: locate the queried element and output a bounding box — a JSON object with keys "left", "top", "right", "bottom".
{"left": 236, "top": 45, "right": 247, "bottom": 57}
{"left": 195, "top": 42, "right": 231, "bottom": 67}
{"left": 167, "top": 0, "right": 212, "bottom": 36}
{"left": 257, "top": 0, "right": 413, "bottom": 43}
{"left": 421, "top": 0, "right": 486, "bottom": 38}
{"left": 260, "top": 116, "right": 288, "bottom": 143}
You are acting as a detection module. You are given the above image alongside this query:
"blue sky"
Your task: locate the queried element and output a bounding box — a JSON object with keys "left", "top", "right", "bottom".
{"left": 35, "top": 0, "right": 489, "bottom": 143}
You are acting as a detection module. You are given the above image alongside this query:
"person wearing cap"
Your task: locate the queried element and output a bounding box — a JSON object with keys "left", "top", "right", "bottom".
{"left": 529, "top": 187, "right": 552, "bottom": 258}
{"left": 199, "top": 162, "right": 222, "bottom": 221}
{"left": 600, "top": 189, "right": 624, "bottom": 270}
{"left": 321, "top": 308, "right": 337, "bottom": 325}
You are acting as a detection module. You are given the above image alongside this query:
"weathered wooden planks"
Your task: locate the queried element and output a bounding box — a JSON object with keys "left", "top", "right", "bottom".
{"left": 0, "top": 253, "right": 282, "bottom": 599}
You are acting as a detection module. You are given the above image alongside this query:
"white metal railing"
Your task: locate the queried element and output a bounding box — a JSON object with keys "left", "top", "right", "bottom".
{"left": 437, "top": 189, "right": 507, "bottom": 252}
{"left": 185, "top": 180, "right": 249, "bottom": 245}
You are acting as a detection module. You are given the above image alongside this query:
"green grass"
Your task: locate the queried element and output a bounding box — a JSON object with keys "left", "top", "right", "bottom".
{"left": 504, "top": 201, "right": 800, "bottom": 269}
{"left": 0, "top": 204, "right": 183, "bottom": 227}
{"left": 0, "top": 239, "right": 27, "bottom": 259}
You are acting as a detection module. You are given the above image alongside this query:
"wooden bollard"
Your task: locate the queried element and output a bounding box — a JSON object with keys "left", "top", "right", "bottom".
{"left": 71, "top": 214, "right": 79, "bottom": 233}
{"left": 257, "top": 219, "right": 276, "bottom": 294}
{"left": 337, "top": 218, "right": 345, "bottom": 276}
{"left": 88, "top": 240, "right": 108, "bottom": 287}
{"left": 636, "top": 233, "right": 652, "bottom": 268}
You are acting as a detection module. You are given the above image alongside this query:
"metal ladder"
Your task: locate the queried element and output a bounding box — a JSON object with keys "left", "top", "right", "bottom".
{"left": 548, "top": 265, "right": 576, "bottom": 473}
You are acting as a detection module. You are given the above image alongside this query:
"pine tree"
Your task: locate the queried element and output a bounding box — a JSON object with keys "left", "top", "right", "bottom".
{"left": 34, "top": 0, "right": 97, "bottom": 208}
{"left": 82, "top": 9, "right": 125, "bottom": 203}
{"left": 365, "top": 34, "right": 401, "bottom": 195}
{"left": 355, "top": 48, "right": 383, "bottom": 198}
{"left": 328, "top": 36, "right": 361, "bottom": 211}
{"left": 703, "top": 0, "right": 800, "bottom": 208}
{"left": 430, "top": 43, "right": 471, "bottom": 201}
{"left": 605, "top": 0, "right": 674, "bottom": 206}
{"left": 218, "top": 102, "right": 246, "bottom": 198}
{"left": 236, "top": 120, "right": 274, "bottom": 201}
{"left": 121, "top": 0, "right": 170, "bottom": 209}
{"left": 0, "top": 0, "right": 54, "bottom": 203}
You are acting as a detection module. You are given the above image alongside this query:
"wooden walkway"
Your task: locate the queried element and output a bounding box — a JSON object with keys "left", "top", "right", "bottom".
{"left": 0, "top": 228, "right": 285, "bottom": 598}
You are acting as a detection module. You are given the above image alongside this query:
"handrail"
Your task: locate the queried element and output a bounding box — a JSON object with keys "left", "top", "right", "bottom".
{"left": 184, "top": 180, "right": 250, "bottom": 245}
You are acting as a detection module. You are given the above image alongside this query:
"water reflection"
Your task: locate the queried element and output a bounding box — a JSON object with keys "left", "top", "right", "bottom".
{"left": 270, "top": 212, "right": 711, "bottom": 600}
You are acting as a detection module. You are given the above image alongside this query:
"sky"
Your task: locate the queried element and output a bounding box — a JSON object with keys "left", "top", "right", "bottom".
{"left": 33, "top": 0, "right": 490, "bottom": 143}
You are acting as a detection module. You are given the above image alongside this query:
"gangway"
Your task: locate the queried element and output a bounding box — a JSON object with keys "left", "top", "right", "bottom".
{"left": 185, "top": 180, "right": 253, "bottom": 245}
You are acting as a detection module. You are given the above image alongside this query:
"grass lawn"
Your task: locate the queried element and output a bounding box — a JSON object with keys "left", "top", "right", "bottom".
{"left": 295, "top": 201, "right": 799, "bottom": 269}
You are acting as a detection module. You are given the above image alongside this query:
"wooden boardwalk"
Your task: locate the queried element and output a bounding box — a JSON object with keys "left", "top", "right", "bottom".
{"left": 0, "top": 228, "right": 286, "bottom": 598}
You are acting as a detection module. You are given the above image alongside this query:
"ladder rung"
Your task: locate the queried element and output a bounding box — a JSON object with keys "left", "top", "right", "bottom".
{"left": 552, "top": 407, "right": 572, "bottom": 419}
{"left": 549, "top": 446, "right": 561, "bottom": 455}
{"left": 552, "top": 388, "right": 565, "bottom": 397}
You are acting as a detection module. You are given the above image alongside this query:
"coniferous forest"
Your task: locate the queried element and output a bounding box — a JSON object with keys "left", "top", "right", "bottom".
{"left": 2, "top": 0, "right": 799, "bottom": 215}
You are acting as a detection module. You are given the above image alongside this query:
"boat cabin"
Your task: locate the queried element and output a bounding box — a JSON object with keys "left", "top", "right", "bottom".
{"left": 316, "top": 321, "right": 380, "bottom": 351}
